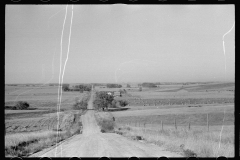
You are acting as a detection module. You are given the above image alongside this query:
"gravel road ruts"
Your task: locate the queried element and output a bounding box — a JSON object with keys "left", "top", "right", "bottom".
{"left": 31, "top": 91, "right": 182, "bottom": 157}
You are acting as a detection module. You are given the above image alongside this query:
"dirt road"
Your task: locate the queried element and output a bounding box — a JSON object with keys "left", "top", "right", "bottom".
{"left": 31, "top": 92, "right": 182, "bottom": 157}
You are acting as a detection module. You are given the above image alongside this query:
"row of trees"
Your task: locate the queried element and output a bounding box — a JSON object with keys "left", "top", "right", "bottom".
{"left": 141, "top": 83, "right": 157, "bottom": 88}
{"left": 62, "top": 84, "right": 92, "bottom": 92}
{"left": 5, "top": 101, "right": 30, "bottom": 110}
{"left": 106, "top": 84, "right": 122, "bottom": 88}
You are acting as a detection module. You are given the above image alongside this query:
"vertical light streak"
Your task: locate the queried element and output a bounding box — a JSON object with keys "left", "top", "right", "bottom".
{"left": 55, "top": 4, "right": 74, "bottom": 157}
{"left": 222, "top": 21, "right": 235, "bottom": 81}
{"left": 55, "top": 4, "right": 68, "bottom": 157}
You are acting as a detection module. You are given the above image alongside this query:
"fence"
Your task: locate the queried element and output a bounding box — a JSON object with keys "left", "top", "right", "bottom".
{"left": 117, "top": 112, "right": 233, "bottom": 132}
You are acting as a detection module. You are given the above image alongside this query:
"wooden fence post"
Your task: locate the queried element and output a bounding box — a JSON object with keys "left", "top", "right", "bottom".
{"left": 161, "top": 120, "right": 163, "bottom": 130}
{"left": 175, "top": 118, "right": 177, "bottom": 130}
{"left": 207, "top": 113, "right": 209, "bottom": 132}
{"left": 188, "top": 117, "right": 191, "bottom": 130}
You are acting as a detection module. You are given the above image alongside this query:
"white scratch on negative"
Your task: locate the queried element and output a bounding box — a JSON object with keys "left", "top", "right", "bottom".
{"left": 222, "top": 21, "right": 235, "bottom": 81}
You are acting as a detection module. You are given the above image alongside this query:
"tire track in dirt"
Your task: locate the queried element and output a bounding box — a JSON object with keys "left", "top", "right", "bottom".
{"left": 31, "top": 92, "right": 182, "bottom": 157}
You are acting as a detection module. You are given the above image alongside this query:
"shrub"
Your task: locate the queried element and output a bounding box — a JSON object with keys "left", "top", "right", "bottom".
{"left": 72, "top": 94, "right": 90, "bottom": 110}
{"left": 118, "top": 100, "right": 129, "bottom": 107}
{"left": 14, "top": 101, "right": 30, "bottom": 110}
{"left": 99, "top": 119, "right": 115, "bottom": 133}
{"left": 95, "top": 112, "right": 115, "bottom": 133}
{"left": 62, "top": 84, "right": 69, "bottom": 91}
{"left": 73, "top": 100, "right": 88, "bottom": 110}
{"left": 111, "top": 100, "right": 118, "bottom": 108}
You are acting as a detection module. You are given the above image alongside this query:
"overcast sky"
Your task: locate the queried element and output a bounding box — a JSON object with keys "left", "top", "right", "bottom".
{"left": 5, "top": 5, "right": 235, "bottom": 84}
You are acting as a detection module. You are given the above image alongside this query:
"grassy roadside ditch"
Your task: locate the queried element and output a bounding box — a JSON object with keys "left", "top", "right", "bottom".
{"left": 113, "top": 124, "right": 234, "bottom": 157}
{"left": 5, "top": 92, "right": 92, "bottom": 157}
{"left": 94, "top": 111, "right": 116, "bottom": 133}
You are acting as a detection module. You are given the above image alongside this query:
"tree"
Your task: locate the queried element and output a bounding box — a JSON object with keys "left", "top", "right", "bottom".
{"left": 139, "top": 87, "right": 142, "bottom": 92}
{"left": 76, "top": 84, "right": 92, "bottom": 93}
{"left": 118, "top": 100, "right": 129, "bottom": 107}
{"left": 62, "top": 84, "right": 69, "bottom": 91}
{"left": 93, "top": 91, "right": 114, "bottom": 111}
{"left": 127, "top": 84, "right": 131, "bottom": 88}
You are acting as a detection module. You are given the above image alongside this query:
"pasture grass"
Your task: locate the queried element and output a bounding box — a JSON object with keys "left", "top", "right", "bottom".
{"left": 112, "top": 104, "right": 234, "bottom": 128}
{"left": 117, "top": 124, "right": 234, "bottom": 157}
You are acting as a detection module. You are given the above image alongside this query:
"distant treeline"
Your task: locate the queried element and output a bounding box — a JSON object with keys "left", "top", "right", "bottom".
{"left": 62, "top": 84, "right": 92, "bottom": 92}
{"left": 141, "top": 83, "right": 157, "bottom": 88}
{"left": 106, "top": 84, "right": 122, "bottom": 88}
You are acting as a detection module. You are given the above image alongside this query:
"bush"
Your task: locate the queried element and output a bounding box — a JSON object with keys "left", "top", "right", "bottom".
{"left": 118, "top": 100, "right": 128, "bottom": 107}
{"left": 72, "top": 94, "right": 90, "bottom": 110}
{"left": 14, "top": 101, "right": 30, "bottom": 110}
{"left": 111, "top": 100, "right": 117, "bottom": 108}
{"left": 62, "top": 84, "right": 69, "bottom": 91}
{"left": 73, "top": 100, "right": 88, "bottom": 110}
{"left": 99, "top": 119, "right": 115, "bottom": 133}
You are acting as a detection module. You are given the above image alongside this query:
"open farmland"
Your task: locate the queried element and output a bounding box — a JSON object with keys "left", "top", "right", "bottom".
{"left": 5, "top": 85, "right": 86, "bottom": 131}
{"left": 4, "top": 84, "right": 89, "bottom": 157}
{"left": 109, "top": 82, "right": 234, "bottom": 157}
{"left": 5, "top": 85, "right": 85, "bottom": 110}
{"left": 112, "top": 82, "right": 234, "bottom": 107}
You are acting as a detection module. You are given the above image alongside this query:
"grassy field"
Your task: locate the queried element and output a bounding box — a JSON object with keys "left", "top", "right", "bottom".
{"left": 108, "top": 82, "right": 235, "bottom": 157}
{"left": 115, "top": 124, "right": 234, "bottom": 157}
{"left": 113, "top": 106, "right": 234, "bottom": 157}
